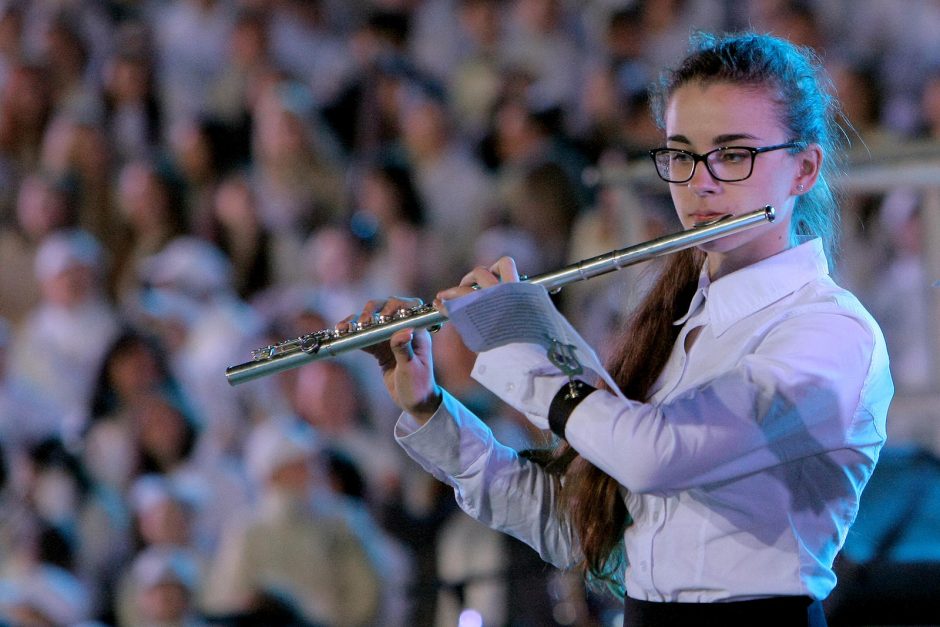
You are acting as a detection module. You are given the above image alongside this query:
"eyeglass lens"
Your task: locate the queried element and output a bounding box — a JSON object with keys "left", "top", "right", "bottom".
{"left": 654, "top": 148, "right": 755, "bottom": 183}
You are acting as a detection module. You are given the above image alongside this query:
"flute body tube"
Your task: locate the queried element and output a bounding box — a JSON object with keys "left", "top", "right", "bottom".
{"left": 225, "top": 205, "right": 775, "bottom": 385}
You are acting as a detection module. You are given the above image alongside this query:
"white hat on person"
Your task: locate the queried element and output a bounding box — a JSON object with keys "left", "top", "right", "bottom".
{"left": 131, "top": 545, "right": 200, "bottom": 592}
{"left": 129, "top": 473, "right": 202, "bottom": 514}
{"left": 34, "top": 229, "right": 104, "bottom": 281}
{"left": 140, "top": 236, "right": 232, "bottom": 297}
{"left": 0, "top": 564, "right": 91, "bottom": 625}
{"left": 244, "top": 417, "right": 319, "bottom": 485}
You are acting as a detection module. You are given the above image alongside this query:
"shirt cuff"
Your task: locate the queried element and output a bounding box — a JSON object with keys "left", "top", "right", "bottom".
{"left": 394, "top": 389, "right": 495, "bottom": 480}
{"left": 471, "top": 343, "right": 571, "bottom": 418}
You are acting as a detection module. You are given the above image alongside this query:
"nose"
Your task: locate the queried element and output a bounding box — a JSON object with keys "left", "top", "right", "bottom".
{"left": 687, "top": 160, "right": 721, "bottom": 195}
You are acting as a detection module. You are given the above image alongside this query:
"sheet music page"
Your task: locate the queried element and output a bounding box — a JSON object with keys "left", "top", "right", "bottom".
{"left": 444, "top": 282, "right": 626, "bottom": 399}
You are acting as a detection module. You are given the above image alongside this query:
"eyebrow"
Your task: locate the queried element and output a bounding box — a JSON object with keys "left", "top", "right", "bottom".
{"left": 666, "top": 133, "right": 761, "bottom": 146}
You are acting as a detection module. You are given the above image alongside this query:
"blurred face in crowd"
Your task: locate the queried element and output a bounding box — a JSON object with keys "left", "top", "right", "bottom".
{"left": 107, "top": 339, "right": 164, "bottom": 401}
{"left": 213, "top": 175, "right": 259, "bottom": 232}
{"left": 134, "top": 395, "right": 192, "bottom": 469}
{"left": 172, "top": 121, "right": 214, "bottom": 183}
{"left": 291, "top": 361, "right": 359, "bottom": 434}
{"left": 137, "top": 496, "right": 193, "bottom": 546}
{"left": 254, "top": 92, "right": 308, "bottom": 163}
{"left": 138, "top": 581, "right": 192, "bottom": 623}
{"left": 357, "top": 168, "right": 402, "bottom": 227}
{"left": 269, "top": 456, "right": 315, "bottom": 493}
{"left": 401, "top": 98, "right": 448, "bottom": 160}
{"left": 41, "top": 264, "right": 97, "bottom": 308}
{"left": 16, "top": 176, "right": 70, "bottom": 241}
{"left": 117, "top": 161, "right": 171, "bottom": 232}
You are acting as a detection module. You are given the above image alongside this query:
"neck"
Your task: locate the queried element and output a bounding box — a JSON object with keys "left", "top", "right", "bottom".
{"left": 706, "top": 233, "right": 792, "bottom": 280}
{"left": 704, "top": 209, "right": 794, "bottom": 279}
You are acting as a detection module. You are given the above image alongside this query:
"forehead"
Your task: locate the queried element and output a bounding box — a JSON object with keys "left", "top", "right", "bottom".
{"left": 664, "top": 81, "right": 786, "bottom": 145}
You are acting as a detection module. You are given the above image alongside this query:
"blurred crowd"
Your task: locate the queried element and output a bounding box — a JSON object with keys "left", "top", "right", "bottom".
{"left": 0, "top": 0, "right": 937, "bottom": 625}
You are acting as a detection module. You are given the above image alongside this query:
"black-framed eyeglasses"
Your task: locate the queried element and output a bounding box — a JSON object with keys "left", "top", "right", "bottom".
{"left": 649, "top": 142, "right": 802, "bottom": 183}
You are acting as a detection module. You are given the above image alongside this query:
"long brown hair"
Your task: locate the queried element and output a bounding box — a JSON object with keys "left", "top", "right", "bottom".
{"left": 546, "top": 31, "right": 845, "bottom": 590}
{"left": 544, "top": 248, "right": 703, "bottom": 587}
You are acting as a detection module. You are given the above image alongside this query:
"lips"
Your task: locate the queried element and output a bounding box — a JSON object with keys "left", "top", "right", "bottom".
{"left": 690, "top": 212, "right": 729, "bottom": 226}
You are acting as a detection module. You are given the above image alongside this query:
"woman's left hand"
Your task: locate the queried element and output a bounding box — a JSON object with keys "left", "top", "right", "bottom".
{"left": 434, "top": 256, "right": 520, "bottom": 314}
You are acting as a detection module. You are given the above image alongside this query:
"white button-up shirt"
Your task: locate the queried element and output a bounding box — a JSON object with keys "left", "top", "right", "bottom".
{"left": 396, "top": 238, "right": 893, "bottom": 602}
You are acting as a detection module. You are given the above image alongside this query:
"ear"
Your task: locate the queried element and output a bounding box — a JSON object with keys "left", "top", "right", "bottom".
{"left": 792, "top": 143, "right": 823, "bottom": 195}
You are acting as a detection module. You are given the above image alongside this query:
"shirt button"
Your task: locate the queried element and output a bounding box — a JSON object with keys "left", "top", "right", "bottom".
{"left": 505, "top": 382, "right": 515, "bottom": 392}
{"left": 478, "top": 365, "right": 487, "bottom": 374}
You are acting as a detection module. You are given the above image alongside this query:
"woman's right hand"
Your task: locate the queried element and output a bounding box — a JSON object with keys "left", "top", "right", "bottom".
{"left": 340, "top": 297, "right": 441, "bottom": 423}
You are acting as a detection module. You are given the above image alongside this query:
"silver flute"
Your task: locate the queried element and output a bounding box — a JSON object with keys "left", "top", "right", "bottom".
{"left": 226, "top": 205, "right": 775, "bottom": 385}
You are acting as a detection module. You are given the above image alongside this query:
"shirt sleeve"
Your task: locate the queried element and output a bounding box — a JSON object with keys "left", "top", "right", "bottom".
{"left": 394, "top": 390, "right": 579, "bottom": 569}
{"left": 474, "top": 310, "right": 881, "bottom": 494}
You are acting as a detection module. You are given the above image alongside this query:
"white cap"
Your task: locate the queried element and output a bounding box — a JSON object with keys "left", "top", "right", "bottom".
{"left": 129, "top": 473, "right": 200, "bottom": 514}
{"left": 131, "top": 546, "right": 200, "bottom": 592}
{"left": 34, "top": 229, "right": 104, "bottom": 281}
{"left": 0, "top": 565, "right": 91, "bottom": 625}
{"left": 244, "top": 417, "right": 318, "bottom": 484}
{"left": 140, "top": 236, "right": 232, "bottom": 297}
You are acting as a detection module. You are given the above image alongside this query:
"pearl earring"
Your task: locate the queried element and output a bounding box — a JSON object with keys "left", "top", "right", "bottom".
{"left": 796, "top": 184, "right": 804, "bottom": 192}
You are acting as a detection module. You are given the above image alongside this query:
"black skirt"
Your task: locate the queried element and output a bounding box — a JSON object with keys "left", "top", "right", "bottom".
{"left": 623, "top": 595, "right": 827, "bottom": 626}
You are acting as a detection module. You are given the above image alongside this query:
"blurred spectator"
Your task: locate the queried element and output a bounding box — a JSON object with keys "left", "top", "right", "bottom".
{"left": 151, "top": 0, "right": 234, "bottom": 131}
{"left": 0, "top": 562, "right": 93, "bottom": 626}
{"left": 501, "top": 0, "right": 584, "bottom": 112}
{"left": 129, "top": 474, "right": 201, "bottom": 552}
{"left": 207, "top": 7, "right": 272, "bottom": 128}
{"left": 746, "top": 0, "right": 829, "bottom": 52}
{"left": 203, "top": 417, "right": 381, "bottom": 626}
{"left": 864, "top": 189, "right": 931, "bottom": 392}
{"left": 0, "top": 6, "right": 23, "bottom": 94}
{"left": 7, "top": 229, "right": 120, "bottom": 436}
{"left": 126, "top": 545, "right": 207, "bottom": 627}
{"left": 916, "top": 67, "right": 940, "bottom": 140}
{"left": 112, "top": 476, "right": 208, "bottom": 625}
{"left": 82, "top": 329, "right": 189, "bottom": 493}
{"left": 170, "top": 117, "right": 234, "bottom": 241}
{"left": 40, "top": 111, "right": 121, "bottom": 257}
{"left": 267, "top": 0, "right": 355, "bottom": 109}
{"left": 0, "top": 171, "right": 77, "bottom": 324}
{"left": 41, "top": 17, "right": 97, "bottom": 119}
{"left": 295, "top": 224, "right": 376, "bottom": 325}
{"left": 448, "top": 0, "right": 505, "bottom": 140}
{"left": 322, "top": 10, "right": 412, "bottom": 156}
{"left": 839, "top": 0, "right": 940, "bottom": 135}
{"left": 10, "top": 437, "right": 132, "bottom": 619}
{"left": 349, "top": 158, "right": 440, "bottom": 295}
{"left": 249, "top": 78, "right": 346, "bottom": 281}
{"left": 112, "top": 157, "right": 187, "bottom": 305}
{"left": 828, "top": 58, "right": 899, "bottom": 154}
{"left": 288, "top": 360, "right": 402, "bottom": 503}
{"left": 504, "top": 160, "right": 582, "bottom": 272}
{"left": 0, "top": 62, "right": 53, "bottom": 181}
{"left": 133, "top": 236, "right": 267, "bottom": 462}
{"left": 400, "top": 89, "right": 495, "bottom": 278}
{"left": 203, "top": 171, "right": 273, "bottom": 301}
{"left": 0, "top": 317, "right": 61, "bottom": 453}
{"left": 130, "top": 391, "right": 251, "bottom": 556}
{"left": 102, "top": 46, "right": 163, "bottom": 163}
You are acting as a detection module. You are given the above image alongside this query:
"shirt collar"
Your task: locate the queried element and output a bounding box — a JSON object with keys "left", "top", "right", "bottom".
{"left": 674, "top": 238, "right": 830, "bottom": 336}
